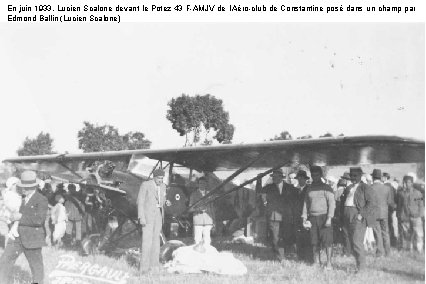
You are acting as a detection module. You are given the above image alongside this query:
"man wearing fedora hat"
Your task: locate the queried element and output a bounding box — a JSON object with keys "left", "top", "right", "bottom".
{"left": 342, "top": 167, "right": 378, "bottom": 272}
{"left": 371, "top": 169, "right": 394, "bottom": 257}
{"left": 137, "top": 168, "right": 168, "bottom": 275}
{"left": 261, "top": 168, "right": 297, "bottom": 261}
{"left": 294, "top": 170, "right": 312, "bottom": 262}
{"left": 0, "top": 170, "right": 48, "bottom": 284}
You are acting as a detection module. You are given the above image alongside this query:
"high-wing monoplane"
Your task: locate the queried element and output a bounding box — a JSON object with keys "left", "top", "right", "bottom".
{"left": 3, "top": 135, "right": 424, "bottom": 252}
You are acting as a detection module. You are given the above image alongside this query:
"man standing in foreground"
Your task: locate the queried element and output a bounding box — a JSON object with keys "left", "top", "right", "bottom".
{"left": 189, "top": 177, "right": 215, "bottom": 245}
{"left": 301, "top": 166, "right": 335, "bottom": 269}
{"left": 396, "top": 175, "right": 424, "bottom": 252}
{"left": 343, "top": 167, "right": 377, "bottom": 272}
{"left": 371, "top": 169, "right": 394, "bottom": 257}
{"left": 0, "top": 171, "right": 48, "bottom": 284}
{"left": 137, "top": 169, "right": 167, "bottom": 274}
{"left": 294, "top": 170, "right": 312, "bottom": 262}
{"left": 261, "top": 169, "right": 295, "bottom": 261}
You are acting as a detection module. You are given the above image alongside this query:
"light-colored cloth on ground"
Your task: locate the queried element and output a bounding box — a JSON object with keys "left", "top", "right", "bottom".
{"left": 165, "top": 244, "right": 247, "bottom": 275}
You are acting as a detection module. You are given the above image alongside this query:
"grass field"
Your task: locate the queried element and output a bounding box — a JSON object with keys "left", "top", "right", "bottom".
{"left": 2, "top": 237, "right": 424, "bottom": 284}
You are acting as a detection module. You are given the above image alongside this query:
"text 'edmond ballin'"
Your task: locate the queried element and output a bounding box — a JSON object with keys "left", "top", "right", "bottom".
{"left": 6, "top": 3, "right": 417, "bottom": 22}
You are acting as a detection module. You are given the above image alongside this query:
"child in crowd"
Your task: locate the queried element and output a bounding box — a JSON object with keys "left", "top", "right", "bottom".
{"left": 51, "top": 194, "right": 68, "bottom": 248}
{"left": 2, "top": 177, "right": 22, "bottom": 242}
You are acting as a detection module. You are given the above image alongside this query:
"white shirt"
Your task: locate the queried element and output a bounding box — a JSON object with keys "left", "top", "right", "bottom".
{"left": 345, "top": 183, "right": 359, "bottom": 207}
{"left": 277, "top": 182, "right": 283, "bottom": 195}
{"left": 156, "top": 185, "right": 161, "bottom": 207}
{"left": 24, "top": 190, "right": 36, "bottom": 205}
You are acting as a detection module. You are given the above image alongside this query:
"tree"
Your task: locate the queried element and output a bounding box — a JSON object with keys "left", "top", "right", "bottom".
{"left": 77, "top": 121, "right": 151, "bottom": 152}
{"left": 320, "top": 132, "right": 333, "bottom": 138}
{"left": 166, "top": 94, "right": 235, "bottom": 146}
{"left": 17, "top": 132, "right": 55, "bottom": 156}
{"left": 123, "top": 132, "right": 152, "bottom": 150}
{"left": 270, "top": 131, "right": 293, "bottom": 141}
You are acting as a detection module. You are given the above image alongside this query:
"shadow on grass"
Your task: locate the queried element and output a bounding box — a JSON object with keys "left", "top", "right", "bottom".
{"left": 381, "top": 267, "right": 425, "bottom": 282}
{"left": 9, "top": 265, "right": 32, "bottom": 284}
{"left": 213, "top": 240, "right": 273, "bottom": 261}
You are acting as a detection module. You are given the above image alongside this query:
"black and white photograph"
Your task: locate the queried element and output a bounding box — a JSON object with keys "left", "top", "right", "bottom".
{"left": 0, "top": 23, "right": 424, "bottom": 283}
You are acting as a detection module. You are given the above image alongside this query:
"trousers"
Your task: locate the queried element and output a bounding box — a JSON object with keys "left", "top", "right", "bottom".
{"left": 140, "top": 208, "right": 162, "bottom": 273}
{"left": 0, "top": 238, "right": 44, "bottom": 284}
{"left": 399, "top": 217, "right": 424, "bottom": 252}
{"left": 344, "top": 206, "right": 367, "bottom": 269}
{"left": 373, "top": 218, "right": 390, "bottom": 256}
{"left": 194, "top": 225, "right": 212, "bottom": 245}
{"left": 66, "top": 219, "right": 82, "bottom": 241}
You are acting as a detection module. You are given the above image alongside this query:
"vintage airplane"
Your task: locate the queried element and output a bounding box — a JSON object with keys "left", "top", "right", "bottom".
{"left": 2, "top": 135, "right": 425, "bottom": 252}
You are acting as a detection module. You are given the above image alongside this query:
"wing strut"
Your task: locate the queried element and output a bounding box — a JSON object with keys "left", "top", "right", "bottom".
{"left": 187, "top": 160, "right": 290, "bottom": 212}
{"left": 58, "top": 162, "right": 84, "bottom": 179}
{"left": 187, "top": 151, "right": 272, "bottom": 212}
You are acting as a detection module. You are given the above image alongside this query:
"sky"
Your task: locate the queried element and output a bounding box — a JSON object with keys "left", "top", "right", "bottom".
{"left": 0, "top": 23, "right": 424, "bottom": 160}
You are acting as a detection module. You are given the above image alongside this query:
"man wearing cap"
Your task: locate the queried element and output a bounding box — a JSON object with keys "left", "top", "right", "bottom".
{"left": 342, "top": 167, "right": 377, "bottom": 272}
{"left": 396, "top": 175, "right": 424, "bottom": 252}
{"left": 261, "top": 168, "right": 296, "bottom": 260}
{"left": 189, "top": 176, "right": 215, "bottom": 245}
{"left": 294, "top": 170, "right": 312, "bottom": 262}
{"left": 302, "top": 166, "right": 335, "bottom": 269}
{"left": 371, "top": 169, "right": 395, "bottom": 257}
{"left": 137, "top": 168, "right": 167, "bottom": 274}
{"left": 0, "top": 170, "right": 48, "bottom": 284}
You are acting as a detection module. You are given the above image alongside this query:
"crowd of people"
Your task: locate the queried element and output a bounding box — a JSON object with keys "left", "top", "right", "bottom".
{"left": 257, "top": 166, "right": 424, "bottom": 272}
{"left": 0, "top": 165, "right": 423, "bottom": 280}
{"left": 0, "top": 173, "right": 109, "bottom": 251}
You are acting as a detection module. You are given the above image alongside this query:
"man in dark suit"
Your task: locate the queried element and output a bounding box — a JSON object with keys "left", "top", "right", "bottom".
{"left": 137, "top": 169, "right": 168, "bottom": 275}
{"left": 371, "top": 169, "right": 394, "bottom": 257}
{"left": 343, "top": 167, "right": 378, "bottom": 272}
{"left": 261, "top": 169, "right": 296, "bottom": 260}
{"left": 0, "top": 170, "right": 49, "bottom": 284}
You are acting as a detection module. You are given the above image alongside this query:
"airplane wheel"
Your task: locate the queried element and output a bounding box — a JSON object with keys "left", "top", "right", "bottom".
{"left": 159, "top": 240, "right": 186, "bottom": 263}
{"left": 81, "top": 234, "right": 101, "bottom": 256}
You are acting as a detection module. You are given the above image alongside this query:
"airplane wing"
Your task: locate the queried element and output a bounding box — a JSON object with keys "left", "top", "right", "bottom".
{"left": 3, "top": 135, "right": 424, "bottom": 213}
{"left": 4, "top": 135, "right": 424, "bottom": 172}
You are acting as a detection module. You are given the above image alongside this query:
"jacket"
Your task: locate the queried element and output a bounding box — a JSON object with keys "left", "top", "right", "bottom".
{"left": 261, "top": 182, "right": 296, "bottom": 222}
{"left": 372, "top": 181, "right": 395, "bottom": 219}
{"left": 18, "top": 191, "right": 49, "bottom": 249}
{"left": 396, "top": 188, "right": 424, "bottom": 221}
{"left": 137, "top": 179, "right": 167, "bottom": 224}
{"left": 189, "top": 189, "right": 215, "bottom": 225}
{"left": 353, "top": 182, "right": 378, "bottom": 227}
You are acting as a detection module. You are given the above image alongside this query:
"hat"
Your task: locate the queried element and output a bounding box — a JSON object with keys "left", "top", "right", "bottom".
{"left": 310, "top": 166, "right": 323, "bottom": 175}
{"left": 337, "top": 178, "right": 347, "bottom": 187}
{"left": 16, "top": 170, "right": 40, "bottom": 189}
{"left": 383, "top": 172, "right": 390, "bottom": 179}
{"left": 349, "top": 167, "right": 363, "bottom": 174}
{"left": 295, "top": 170, "right": 309, "bottom": 179}
{"left": 153, "top": 169, "right": 165, "bottom": 177}
{"left": 341, "top": 172, "right": 351, "bottom": 180}
{"left": 270, "top": 168, "right": 284, "bottom": 177}
{"left": 403, "top": 175, "right": 413, "bottom": 183}
{"left": 371, "top": 169, "right": 382, "bottom": 179}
